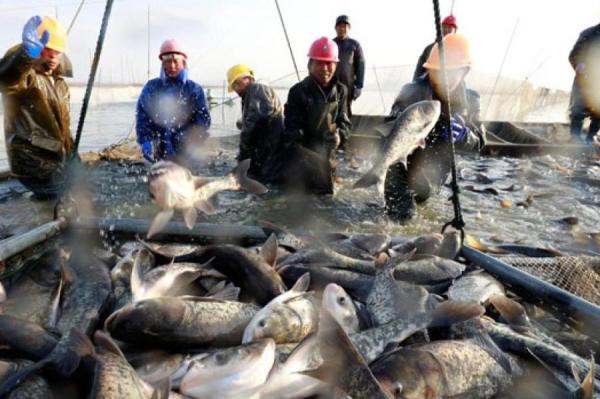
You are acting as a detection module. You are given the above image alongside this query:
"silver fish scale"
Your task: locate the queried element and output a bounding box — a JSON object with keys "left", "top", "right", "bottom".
{"left": 180, "top": 300, "right": 259, "bottom": 340}
{"left": 93, "top": 351, "right": 152, "bottom": 399}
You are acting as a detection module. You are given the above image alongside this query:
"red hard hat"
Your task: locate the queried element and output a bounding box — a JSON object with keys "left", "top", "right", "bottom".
{"left": 159, "top": 39, "right": 187, "bottom": 60}
{"left": 442, "top": 15, "right": 457, "bottom": 29}
{"left": 307, "top": 37, "right": 339, "bottom": 62}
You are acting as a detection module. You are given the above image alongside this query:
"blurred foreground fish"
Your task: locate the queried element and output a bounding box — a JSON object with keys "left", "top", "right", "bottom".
{"left": 147, "top": 159, "right": 268, "bottom": 238}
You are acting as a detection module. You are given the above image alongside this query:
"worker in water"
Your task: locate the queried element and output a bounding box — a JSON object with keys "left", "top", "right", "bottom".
{"left": 413, "top": 15, "right": 458, "bottom": 81}
{"left": 282, "top": 37, "right": 351, "bottom": 195}
{"left": 568, "top": 23, "right": 600, "bottom": 143}
{"left": 0, "top": 16, "right": 73, "bottom": 199}
{"left": 227, "top": 64, "right": 285, "bottom": 183}
{"left": 385, "top": 33, "right": 485, "bottom": 220}
{"left": 333, "top": 14, "right": 365, "bottom": 122}
{"left": 136, "top": 39, "right": 211, "bottom": 163}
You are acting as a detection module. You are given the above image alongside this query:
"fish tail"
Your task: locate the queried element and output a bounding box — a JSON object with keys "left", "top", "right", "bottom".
{"left": 235, "top": 159, "right": 268, "bottom": 195}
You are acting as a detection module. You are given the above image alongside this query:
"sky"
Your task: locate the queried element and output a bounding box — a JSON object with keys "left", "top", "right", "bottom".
{"left": 0, "top": 0, "right": 598, "bottom": 91}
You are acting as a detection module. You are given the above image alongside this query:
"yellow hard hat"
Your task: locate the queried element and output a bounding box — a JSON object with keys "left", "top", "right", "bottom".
{"left": 227, "top": 64, "right": 254, "bottom": 92}
{"left": 423, "top": 33, "right": 470, "bottom": 70}
{"left": 37, "top": 16, "right": 68, "bottom": 53}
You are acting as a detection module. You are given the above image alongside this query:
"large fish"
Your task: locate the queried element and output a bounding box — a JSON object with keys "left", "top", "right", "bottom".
{"left": 447, "top": 269, "right": 505, "bottom": 304}
{"left": 179, "top": 339, "right": 276, "bottom": 399}
{"left": 392, "top": 254, "right": 466, "bottom": 286}
{"left": 0, "top": 315, "right": 59, "bottom": 360}
{"left": 147, "top": 159, "right": 268, "bottom": 238}
{"left": 111, "top": 248, "right": 155, "bottom": 310}
{"left": 105, "top": 296, "right": 259, "bottom": 348}
{"left": 353, "top": 100, "right": 441, "bottom": 192}
{"left": 322, "top": 283, "right": 359, "bottom": 334}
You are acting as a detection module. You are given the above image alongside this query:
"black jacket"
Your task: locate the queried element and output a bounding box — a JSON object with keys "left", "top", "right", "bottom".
{"left": 569, "top": 24, "right": 600, "bottom": 113}
{"left": 413, "top": 42, "right": 435, "bottom": 81}
{"left": 333, "top": 37, "right": 366, "bottom": 92}
{"left": 238, "top": 83, "right": 285, "bottom": 182}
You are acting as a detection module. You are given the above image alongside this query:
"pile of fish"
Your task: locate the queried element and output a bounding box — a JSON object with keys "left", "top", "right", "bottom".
{"left": 0, "top": 227, "right": 597, "bottom": 398}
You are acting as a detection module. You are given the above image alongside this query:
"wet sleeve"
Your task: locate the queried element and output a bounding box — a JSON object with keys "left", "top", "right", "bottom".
{"left": 238, "top": 86, "right": 273, "bottom": 160}
{"left": 191, "top": 84, "right": 211, "bottom": 130}
{"left": 135, "top": 84, "right": 155, "bottom": 144}
{"left": 335, "top": 84, "right": 352, "bottom": 141}
{"left": 354, "top": 41, "right": 366, "bottom": 89}
{"left": 413, "top": 45, "right": 432, "bottom": 81}
{"left": 0, "top": 45, "right": 34, "bottom": 91}
{"left": 569, "top": 32, "right": 587, "bottom": 69}
{"left": 283, "top": 85, "right": 305, "bottom": 148}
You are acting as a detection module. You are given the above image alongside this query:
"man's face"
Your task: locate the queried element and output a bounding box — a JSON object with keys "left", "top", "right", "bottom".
{"left": 41, "top": 48, "right": 62, "bottom": 72}
{"left": 232, "top": 76, "right": 253, "bottom": 96}
{"left": 442, "top": 25, "right": 457, "bottom": 36}
{"left": 310, "top": 60, "right": 337, "bottom": 87}
{"left": 335, "top": 23, "right": 350, "bottom": 40}
{"left": 428, "top": 67, "right": 469, "bottom": 98}
{"left": 162, "top": 54, "right": 186, "bottom": 78}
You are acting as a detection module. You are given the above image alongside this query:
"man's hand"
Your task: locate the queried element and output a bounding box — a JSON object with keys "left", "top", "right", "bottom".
{"left": 441, "top": 113, "right": 469, "bottom": 143}
{"left": 352, "top": 86, "right": 362, "bottom": 101}
{"left": 22, "top": 16, "right": 49, "bottom": 58}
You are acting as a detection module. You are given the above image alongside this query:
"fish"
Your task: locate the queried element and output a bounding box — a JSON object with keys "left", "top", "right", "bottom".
{"left": 130, "top": 351, "right": 185, "bottom": 388}
{"left": 349, "top": 301, "right": 485, "bottom": 363}
{"left": 278, "top": 247, "right": 376, "bottom": 275}
{"left": 392, "top": 254, "right": 466, "bottom": 286}
{"left": 0, "top": 315, "right": 59, "bottom": 360}
{"left": 322, "top": 283, "right": 359, "bottom": 334}
{"left": 147, "top": 159, "right": 268, "bottom": 238}
{"left": 371, "top": 339, "right": 516, "bottom": 399}
{"left": 353, "top": 100, "right": 441, "bottom": 192}
{"left": 436, "top": 230, "right": 462, "bottom": 259}
{"left": 390, "top": 233, "right": 443, "bottom": 256}
{"left": 111, "top": 248, "right": 155, "bottom": 310}
{"left": 105, "top": 296, "right": 259, "bottom": 348}
{"left": 447, "top": 270, "right": 505, "bottom": 304}
{"left": 179, "top": 339, "right": 276, "bottom": 399}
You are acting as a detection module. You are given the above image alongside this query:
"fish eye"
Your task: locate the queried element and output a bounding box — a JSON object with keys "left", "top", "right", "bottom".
{"left": 338, "top": 296, "right": 346, "bottom": 304}
{"left": 258, "top": 319, "right": 266, "bottom": 328}
{"left": 215, "top": 353, "right": 226, "bottom": 365}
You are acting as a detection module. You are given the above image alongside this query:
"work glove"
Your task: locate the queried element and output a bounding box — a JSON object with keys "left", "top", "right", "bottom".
{"left": 22, "top": 16, "right": 49, "bottom": 58}
{"left": 163, "top": 131, "right": 176, "bottom": 156}
{"left": 141, "top": 141, "right": 154, "bottom": 162}
{"left": 352, "top": 86, "right": 362, "bottom": 101}
{"left": 441, "top": 113, "right": 469, "bottom": 143}
{"left": 576, "top": 63, "right": 585, "bottom": 74}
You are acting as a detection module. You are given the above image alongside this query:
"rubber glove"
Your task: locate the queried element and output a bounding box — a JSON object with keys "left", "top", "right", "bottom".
{"left": 22, "top": 16, "right": 49, "bottom": 58}
{"left": 352, "top": 86, "right": 362, "bottom": 101}
{"left": 441, "top": 113, "right": 469, "bottom": 143}
{"left": 141, "top": 141, "right": 153, "bottom": 162}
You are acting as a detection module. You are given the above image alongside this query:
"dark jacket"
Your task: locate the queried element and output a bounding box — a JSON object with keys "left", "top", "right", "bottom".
{"left": 238, "top": 82, "right": 285, "bottom": 183}
{"left": 413, "top": 42, "right": 435, "bottom": 81}
{"left": 136, "top": 69, "right": 211, "bottom": 160}
{"left": 569, "top": 24, "right": 600, "bottom": 115}
{"left": 282, "top": 75, "right": 351, "bottom": 194}
{"left": 333, "top": 36, "right": 366, "bottom": 93}
{"left": 384, "top": 75, "right": 485, "bottom": 204}
{"left": 0, "top": 44, "right": 72, "bottom": 180}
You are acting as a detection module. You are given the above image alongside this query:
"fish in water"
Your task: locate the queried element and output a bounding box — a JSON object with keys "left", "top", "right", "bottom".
{"left": 447, "top": 269, "right": 505, "bottom": 305}
{"left": 353, "top": 100, "right": 441, "bottom": 192}
{"left": 322, "top": 283, "right": 359, "bottom": 334}
{"left": 179, "top": 339, "right": 276, "bottom": 399}
{"left": 147, "top": 158, "right": 268, "bottom": 238}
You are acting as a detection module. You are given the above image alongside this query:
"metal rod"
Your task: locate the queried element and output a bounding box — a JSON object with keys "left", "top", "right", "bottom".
{"left": 0, "top": 218, "right": 67, "bottom": 263}
{"left": 462, "top": 245, "right": 600, "bottom": 340}
{"left": 483, "top": 19, "right": 519, "bottom": 120}
{"left": 72, "top": 0, "right": 116, "bottom": 156}
{"left": 67, "top": 0, "right": 86, "bottom": 34}
{"left": 274, "top": 0, "right": 300, "bottom": 81}
{"left": 147, "top": 3, "right": 151, "bottom": 81}
{"left": 372, "top": 66, "right": 386, "bottom": 113}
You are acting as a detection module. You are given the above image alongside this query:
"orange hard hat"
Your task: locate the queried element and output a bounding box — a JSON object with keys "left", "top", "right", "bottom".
{"left": 423, "top": 33, "right": 471, "bottom": 70}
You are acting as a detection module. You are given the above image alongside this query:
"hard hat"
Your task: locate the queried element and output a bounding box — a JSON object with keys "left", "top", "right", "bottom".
{"left": 307, "top": 37, "right": 339, "bottom": 62}
{"left": 227, "top": 64, "right": 254, "bottom": 92}
{"left": 442, "top": 15, "right": 458, "bottom": 29}
{"left": 423, "top": 33, "right": 471, "bottom": 70}
{"left": 335, "top": 15, "right": 350, "bottom": 27}
{"left": 159, "top": 39, "right": 187, "bottom": 60}
{"left": 37, "top": 16, "right": 68, "bottom": 53}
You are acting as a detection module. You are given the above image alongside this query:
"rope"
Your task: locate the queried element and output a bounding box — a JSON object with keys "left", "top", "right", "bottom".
{"left": 66, "top": 0, "right": 86, "bottom": 34}
{"left": 71, "top": 0, "right": 115, "bottom": 157}
{"left": 431, "top": 0, "right": 465, "bottom": 239}
{"left": 274, "top": 0, "right": 300, "bottom": 82}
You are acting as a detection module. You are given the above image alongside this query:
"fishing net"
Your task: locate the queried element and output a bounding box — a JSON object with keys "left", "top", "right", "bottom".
{"left": 496, "top": 255, "right": 600, "bottom": 306}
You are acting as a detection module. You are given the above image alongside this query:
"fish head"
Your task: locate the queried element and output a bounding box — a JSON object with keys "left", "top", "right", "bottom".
{"left": 105, "top": 297, "right": 186, "bottom": 338}
{"left": 400, "top": 100, "right": 441, "bottom": 136}
{"left": 242, "top": 304, "right": 299, "bottom": 344}
{"left": 179, "top": 339, "right": 276, "bottom": 397}
{"left": 148, "top": 161, "right": 196, "bottom": 209}
{"left": 321, "top": 284, "right": 359, "bottom": 333}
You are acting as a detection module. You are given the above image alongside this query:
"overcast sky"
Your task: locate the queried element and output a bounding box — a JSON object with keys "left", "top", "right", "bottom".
{"left": 0, "top": 0, "right": 598, "bottom": 91}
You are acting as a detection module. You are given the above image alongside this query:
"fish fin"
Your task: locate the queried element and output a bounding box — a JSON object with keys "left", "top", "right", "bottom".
{"left": 147, "top": 209, "right": 175, "bottom": 238}
{"left": 464, "top": 234, "right": 489, "bottom": 252}
{"left": 194, "top": 199, "right": 216, "bottom": 215}
{"left": 488, "top": 294, "right": 531, "bottom": 333}
{"left": 94, "top": 330, "right": 126, "bottom": 359}
{"left": 48, "top": 264, "right": 69, "bottom": 328}
{"left": 577, "top": 356, "right": 595, "bottom": 399}
{"left": 53, "top": 328, "right": 96, "bottom": 376}
{"left": 353, "top": 170, "right": 381, "bottom": 189}
{"left": 471, "top": 332, "right": 513, "bottom": 374}
{"left": 151, "top": 378, "right": 171, "bottom": 399}
{"left": 130, "top": 251, "right": 146, "bottom": 302}
{"left": 428, "top": 300, "right": 485, "bottom": 328}
{"left": 280, "top": 334, "right": 320, "bottom": 375}
{"left": 290, "top": 272, "right": 310, "bottom": 293}
{"left": 235, "top": 159, "right": 268, "bottom": 194}
{"left": 183, "top": 207, "right": 198, "bottom": 229}
{"left": 145, "top": 264, "right": 204, "bottom": 300}
{"left": 207, "top": 282, "right": 240, "bottom": 301}
{"left": 193, "top": 177, "right": 213, "bottom": 189}
{"left": 261, "top": 233, "right": 279, "bottom": 267}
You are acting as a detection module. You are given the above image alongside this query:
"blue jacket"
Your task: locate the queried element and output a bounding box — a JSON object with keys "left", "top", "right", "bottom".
{"left": 136, "top": 68, "right": 211, "bottom": 160}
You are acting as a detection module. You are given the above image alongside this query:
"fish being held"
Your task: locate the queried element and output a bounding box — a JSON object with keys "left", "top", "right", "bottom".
{"left": 147, "top": 159, "right": 268, "bottom": 238}
{"left": 353, "top": 100, "right": 441, "bottom": 192}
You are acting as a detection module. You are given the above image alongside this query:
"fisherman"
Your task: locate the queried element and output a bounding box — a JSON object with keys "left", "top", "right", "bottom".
{"left": 0, "top": 16, "right": 72, "bottom": 199}
{"left": 568, "top": 23, "right": 600, "bottom": 143}
{"left": 333, "top": 15, "right": 365, "bottom": 122}
{"left": 413, "top": 15, "right": 457, "bottom": 81}
{"left": 136, "top": 39, "right": 211, "bottom": 163}
{"left": 282, "top": 37, "right": 351, "bottom": 195}
{"left": 226, "top": 64, "right": 285, "bottom": 183}
{"left": 385, "top": 33, "right": 485, "bottom": 220}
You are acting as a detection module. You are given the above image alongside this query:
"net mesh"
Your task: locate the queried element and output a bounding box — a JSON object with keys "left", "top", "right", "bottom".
{"left": 497, "top": 255, "right": 600, "bottom": 306}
